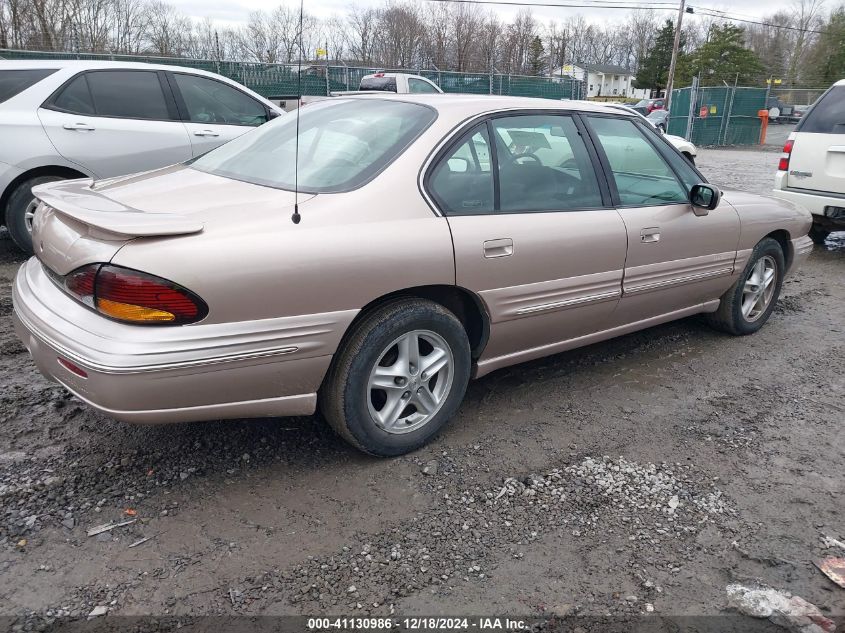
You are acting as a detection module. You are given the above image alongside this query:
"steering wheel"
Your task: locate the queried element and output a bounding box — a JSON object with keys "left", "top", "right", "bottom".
{"left": 504, "top": 152, "right": 542, "bottom": 166}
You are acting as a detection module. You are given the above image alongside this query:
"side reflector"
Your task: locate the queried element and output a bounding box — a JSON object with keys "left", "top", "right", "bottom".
{"left": 57, "top": 356, "right": 88, "bottom": 378}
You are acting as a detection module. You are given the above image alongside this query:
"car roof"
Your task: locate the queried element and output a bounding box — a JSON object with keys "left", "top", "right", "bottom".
{"left": 340, "top": 92, "right": 638, "bottom": 117}
{"left": 0, "top": 59, "right": 221, "bottom": 76}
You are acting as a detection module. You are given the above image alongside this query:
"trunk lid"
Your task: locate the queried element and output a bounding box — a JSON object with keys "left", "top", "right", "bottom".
{"left": 32, "top": 164, "right": 308, "bottom": 275}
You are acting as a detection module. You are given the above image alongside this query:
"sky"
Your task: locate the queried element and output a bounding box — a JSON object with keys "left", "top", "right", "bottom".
{"left": 168, "top": 0, "right": 800, "bottom": 27}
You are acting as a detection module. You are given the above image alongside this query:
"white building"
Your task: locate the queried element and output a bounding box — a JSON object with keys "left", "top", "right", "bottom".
{"left": 553, "top": 63, "right": 650, "bottom": 99}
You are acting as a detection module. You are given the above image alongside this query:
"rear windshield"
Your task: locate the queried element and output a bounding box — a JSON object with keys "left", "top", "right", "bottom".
{"left": 360, "top": 76, "right": 397, "bottom": 92}
{"left": 797, "top": 85, "right": 845, "bottom": 134}
{"left": 190, "top": 99, "right": 436, "bottom": 193}
{"left": 0, "top": 69, "right": 57, "bottom": 104}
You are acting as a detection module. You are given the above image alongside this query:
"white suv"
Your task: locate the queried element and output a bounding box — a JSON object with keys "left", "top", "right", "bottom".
{"left": 773, "top": 79, "right": 845, "bottom": 244}
{"left": 0, "top": 60, "right": 283, "bottom": 253}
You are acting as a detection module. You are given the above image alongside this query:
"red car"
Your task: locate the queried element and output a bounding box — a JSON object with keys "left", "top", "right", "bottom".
{"left": 633, "top": 98, "right": 665, "bottom": 116}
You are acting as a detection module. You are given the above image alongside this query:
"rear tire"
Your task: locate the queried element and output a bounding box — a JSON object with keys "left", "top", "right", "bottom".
{"left": 706, "top": 237, "right": 785, "bottom": 336}
{"left": 5, "top": 175, "right": 65, "bottom": 255}
{"left": 808, "top": 224, "right": 830, "bottom": 245}
{"left": 320, "top": 299, "right": 471, "bottom": 456}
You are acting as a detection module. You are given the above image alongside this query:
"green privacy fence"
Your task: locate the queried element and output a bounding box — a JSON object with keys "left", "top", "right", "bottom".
{"left": 666, "top": 85, "right": 767, "bottom": 146}
{"left": 0, "top": 48, "right": 585, "bottom": 101}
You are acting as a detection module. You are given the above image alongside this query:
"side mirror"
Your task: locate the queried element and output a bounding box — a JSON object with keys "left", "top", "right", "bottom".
{"left": 689, "top": 183, "right": 720, "bottom": 215}
{"left": 268, "top": 109, "right": 282, "bottom": 120}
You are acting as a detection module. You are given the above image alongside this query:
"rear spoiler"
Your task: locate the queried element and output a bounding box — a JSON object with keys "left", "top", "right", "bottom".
{"left": 33, "top": 180, "right": 203, "bottom": 238}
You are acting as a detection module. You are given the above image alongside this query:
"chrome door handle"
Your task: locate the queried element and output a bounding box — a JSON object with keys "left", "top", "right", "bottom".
{"left": 640, "top": 228, "right": 660, "bottom": 243}
{"left": 483, "top": 238, "right": 514, "bottom": 258}
{"left": 63, "top": 122, "right": 95, "bottom": 131}
{"left": 194, "top": 130, "right": 220, "bottom": 137}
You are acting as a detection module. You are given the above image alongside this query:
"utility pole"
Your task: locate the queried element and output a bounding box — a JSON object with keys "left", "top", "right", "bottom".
{"left": 664, "top": 0, "right": 686, "bottom": 112}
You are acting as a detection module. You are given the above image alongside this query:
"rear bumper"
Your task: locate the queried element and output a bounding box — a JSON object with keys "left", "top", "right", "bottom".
{"left": 772, "top": 179, "right": 845, "bottom": 229}
{"left": 12, "top": 258, "right": 357, "bottom": 423}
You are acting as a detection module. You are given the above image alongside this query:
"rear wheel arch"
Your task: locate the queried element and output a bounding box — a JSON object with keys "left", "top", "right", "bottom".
{"left": 1, "top": 165, "right": 88, "bottom": 218}
{"left": 339, "top": 285, "right": 490, "bottom": 362}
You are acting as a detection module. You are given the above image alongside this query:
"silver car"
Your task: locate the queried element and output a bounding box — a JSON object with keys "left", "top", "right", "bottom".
{"left": 0, "top": 60, "right": 283, "bottom": 254}
{"left": 13, "top": 95, "right": 813, "bottom": 456}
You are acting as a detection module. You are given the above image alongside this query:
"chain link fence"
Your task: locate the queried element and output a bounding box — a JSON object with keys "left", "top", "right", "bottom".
{"left": 666, "top": 84, "right": 768, "bottom": 146}
{"left": 0, "top": 48, "right": 585, "bottom": 101}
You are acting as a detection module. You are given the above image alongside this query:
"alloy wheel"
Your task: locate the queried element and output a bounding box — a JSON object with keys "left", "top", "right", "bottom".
{"left": 24, "top": 198, "right": 39, "bottom": 235}
{"left": 741, "top": 255, "right": 777, "bottom": 322}
{"left": 367, "top": 329, "right": 454, "bottom": 434}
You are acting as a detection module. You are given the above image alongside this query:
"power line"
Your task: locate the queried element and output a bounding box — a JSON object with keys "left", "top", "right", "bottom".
{"left": 689, "top": 7, "right": 830, "bottom": 35}
{"left": 423, "top": 0, "right": 831, "bottom": 36}
{"left": 423, "top": 0, "right": 680, "bottom": 9}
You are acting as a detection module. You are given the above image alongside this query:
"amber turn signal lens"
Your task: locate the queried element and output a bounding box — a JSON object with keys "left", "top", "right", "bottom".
{"left": 96, "top": 298, "right": 176, "bottom": 322}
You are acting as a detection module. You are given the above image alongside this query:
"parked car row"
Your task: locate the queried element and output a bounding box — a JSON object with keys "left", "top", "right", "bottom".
{"left": 12, "top": 92, "right": 813, "bottom": 455}
{"left": 1, "top": 60, "right": 284, "bottom": 254}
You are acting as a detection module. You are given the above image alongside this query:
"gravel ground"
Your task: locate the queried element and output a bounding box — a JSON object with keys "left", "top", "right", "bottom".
{"left": 0, "top": 146, "right": 843, "bottom": 629}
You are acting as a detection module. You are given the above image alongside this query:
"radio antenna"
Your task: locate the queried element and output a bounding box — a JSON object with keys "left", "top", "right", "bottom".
{"left": 291, "top": 0, "right": 304, "bottom": 225}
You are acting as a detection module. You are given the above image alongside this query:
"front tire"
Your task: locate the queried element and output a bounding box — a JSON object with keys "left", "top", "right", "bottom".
{"left": 5, "top": 175, "right": 65, "bottom": 254}
{"left": 320, "top": 299, "right": 471, "bottom": 456}
{"left": 808, "top": 224, "right": 830, "bottom": 245}
{"left": 706, "top": 237, "right": 785, "bottom": 336}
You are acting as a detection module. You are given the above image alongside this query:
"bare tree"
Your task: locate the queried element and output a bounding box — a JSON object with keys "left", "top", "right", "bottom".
{"left": 146, "top": 0, "right": 189, "bottom": 56}
{"left": 786, "top": 0, "right": 825, "bottom": 83}
{"left": 111, "top": 0, "right": 148, "bottom": 53}
{"left": 346, "top": 3, "right": 377, "bottom": 63}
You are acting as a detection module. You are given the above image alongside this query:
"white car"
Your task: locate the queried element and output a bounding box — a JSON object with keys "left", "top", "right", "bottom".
{"left": 773, "top": 79, "right": 845, "bottom": 244}
{"left": 0, "top": 60, "right": 284, "bottom": 253}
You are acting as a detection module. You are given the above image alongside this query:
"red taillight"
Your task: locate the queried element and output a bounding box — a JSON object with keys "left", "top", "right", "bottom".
{"left": 55, "top": 264, "right": 207, "bottom": 325}
{"left": 778, "top": 136, "right": 795, "bottom": 172}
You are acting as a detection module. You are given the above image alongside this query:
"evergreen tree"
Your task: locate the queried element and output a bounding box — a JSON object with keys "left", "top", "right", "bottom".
{"left": 633, "top": 20, "right": 677, "bottom": 94}
{"left": 677, "top": 24, "right": 765, "bottom": 86}
{"left": 528, "top": 35, "right": 545, "bottom": 76}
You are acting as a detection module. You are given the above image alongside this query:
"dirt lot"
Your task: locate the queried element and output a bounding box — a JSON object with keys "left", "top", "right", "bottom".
{"left": 0, "top": 146, "right": 843, "bottom": 629}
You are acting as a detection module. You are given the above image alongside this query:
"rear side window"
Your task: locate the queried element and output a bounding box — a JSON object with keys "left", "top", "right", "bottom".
{"left": 173, "top": 73, "right": 267, "bottom": 126}
{"left": 52, "top": 75, "right": 95, "bottom": 114}
{"left": 360, "top": 76, "right": 397, "bottom": 92}
{"left": 429, "top": 124, "right": 494, "bottom": 214}
{"left": 0, "top": 69, "right": 57, "bottom": 104}
{"left": 798, "top": 86, "right": 845, "bottom": 134}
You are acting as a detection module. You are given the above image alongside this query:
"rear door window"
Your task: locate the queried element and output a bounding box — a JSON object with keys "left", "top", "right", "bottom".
{"left": 0, "top": 69, "right": 57, "bottom": 104}
{"left": 85, "top": 71, "right": 172, "bottom": 120}
{"left": 491, "top": 114, "right": 603, "bottom": 212}
{"left": 798, "top": 86, "right": 845, "bottom": 134}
